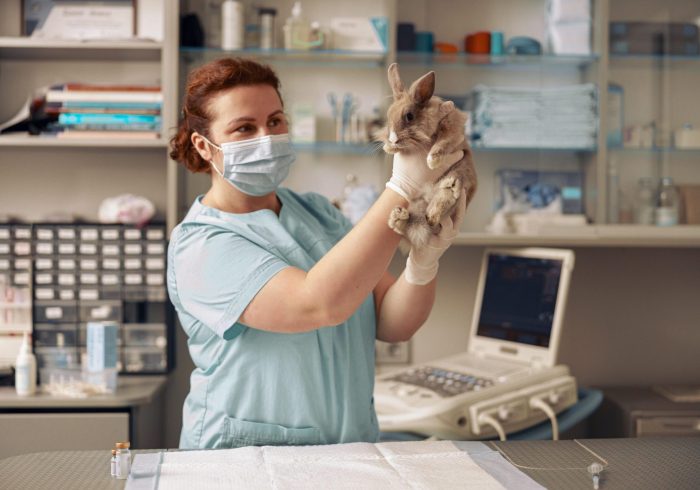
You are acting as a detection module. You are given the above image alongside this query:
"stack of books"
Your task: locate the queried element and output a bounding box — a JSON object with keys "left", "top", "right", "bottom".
{"left": 45, "top": 83, "right": 162, "bottom": 139}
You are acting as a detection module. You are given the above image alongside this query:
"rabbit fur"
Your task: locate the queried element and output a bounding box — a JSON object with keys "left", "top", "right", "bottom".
{"left": 378, "top": 63, "right": 477, "bottom": 249}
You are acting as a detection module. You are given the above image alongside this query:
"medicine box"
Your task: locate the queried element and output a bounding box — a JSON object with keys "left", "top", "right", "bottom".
{"left": 496, "top": 169, "right": 584, "bottom": 214}
{"left": 86, "top": 322, "right": 119, "bottom": 372}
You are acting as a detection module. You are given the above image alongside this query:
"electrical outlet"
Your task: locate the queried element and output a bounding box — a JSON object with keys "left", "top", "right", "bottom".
{"left": 375, "top": 340, "right": 411, "bottom": 364}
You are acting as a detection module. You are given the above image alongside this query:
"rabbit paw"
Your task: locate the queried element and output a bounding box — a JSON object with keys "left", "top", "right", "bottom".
{"left": 427, "top": 149, "right": 445, "bottom": 169}
{"left": 388, "top": 206, "right": 409, "bottom": 235}
{"left": 440, "top": 176, "right": 462, "bottom": 200}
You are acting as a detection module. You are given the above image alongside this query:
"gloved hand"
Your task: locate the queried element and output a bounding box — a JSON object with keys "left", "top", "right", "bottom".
{"left": 404, "top": 190, "right": 467, "bottom": 285}
{"left": 386, "top": 149, "right": 464, "bottom": 201}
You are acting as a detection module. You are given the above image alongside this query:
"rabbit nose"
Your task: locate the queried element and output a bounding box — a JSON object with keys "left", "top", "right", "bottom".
{"left": 389, "top": 130, "right": 398, "bottom": 143}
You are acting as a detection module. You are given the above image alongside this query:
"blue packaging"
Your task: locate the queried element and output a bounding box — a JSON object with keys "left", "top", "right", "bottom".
{"left": 491, "top": 31, "right": 504, "bottom": 55}
{"left": 87, "top": 322, "right": 118, "bottom": 372}
{"left": 496, "top": 170, "right": 584, "bottom": 214}
{"left": 415, "top": 32, "right": 434, "bottom": 52}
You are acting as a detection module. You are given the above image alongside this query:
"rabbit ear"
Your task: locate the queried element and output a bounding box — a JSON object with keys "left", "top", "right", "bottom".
{"left": 388, "top": 63, "right": 405, "bottom": 99}
{"left": 408, "top": 71, "right": 435, "bottom": 104}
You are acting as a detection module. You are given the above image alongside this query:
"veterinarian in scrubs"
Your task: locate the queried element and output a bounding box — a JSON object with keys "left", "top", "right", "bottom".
{"left": 168, "top": 57, "right": 467, "bottom": 449}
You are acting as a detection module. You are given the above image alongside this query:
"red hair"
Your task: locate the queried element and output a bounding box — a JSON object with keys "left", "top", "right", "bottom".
{"left": 169, "top": 57, "right": 282, "bottom": 173}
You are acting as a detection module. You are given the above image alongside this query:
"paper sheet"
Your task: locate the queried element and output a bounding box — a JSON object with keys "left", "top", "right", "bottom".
{"left": 127, "top": 441, "right": 545, "bottom": 490}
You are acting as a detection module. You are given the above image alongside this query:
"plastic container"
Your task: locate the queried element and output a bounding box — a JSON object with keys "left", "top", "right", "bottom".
{"left": 222, "top": 0, "right": 244, "bottom": 50}
{"left": 258, "top": 8, "right": 277, "bottom": 50}
{"left": 655, "top": 177, "right": 680, "bottom": 226}
{"left": 115, "top": 441, "right": 131, "bottom": 480}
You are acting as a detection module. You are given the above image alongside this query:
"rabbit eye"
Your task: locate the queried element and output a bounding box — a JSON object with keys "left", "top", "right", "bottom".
{"left": 404, "top": 112, "right": 415, "bottom": 123}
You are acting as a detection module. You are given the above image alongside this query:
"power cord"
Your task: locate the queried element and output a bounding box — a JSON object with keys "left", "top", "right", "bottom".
{"left": 529, "top": 397, "right": 559, "bottom": 441}
{"left": 477, "top": 412, "right": 506, "bottom": 441}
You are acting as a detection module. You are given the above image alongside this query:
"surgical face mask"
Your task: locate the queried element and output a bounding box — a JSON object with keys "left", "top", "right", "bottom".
{"left": 201, "top": 133, "right": 296, "bottom": 196}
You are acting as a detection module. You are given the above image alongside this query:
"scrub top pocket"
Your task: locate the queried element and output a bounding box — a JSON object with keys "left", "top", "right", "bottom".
{"left": 221, "top": 416, "right": 322, "bottom": 448}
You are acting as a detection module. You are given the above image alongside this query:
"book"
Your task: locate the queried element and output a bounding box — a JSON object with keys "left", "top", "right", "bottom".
{"left": 49, "top": 101, "right": 162, "bottom": 110}
{"left": 46, "top": 106, "right": 161, "bottom": 116}
{"left": 58, "top": 113, "right": 161, "bottom": 126}
{"left": 55, "top": 130, "right": 161, "bottom": 140}
{"left": 56, "top": 83, "right": 161, "bottom": 92}
{"left": 46, "top": 90, "right": 163, "bottom": 104}
{"left": 54, "top": 123, "right": 160, "bottom": 131}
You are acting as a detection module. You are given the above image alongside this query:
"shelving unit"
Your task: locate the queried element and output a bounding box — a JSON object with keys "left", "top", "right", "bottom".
{"left": 0, "top": 2, "right": 180, "bottom": 232}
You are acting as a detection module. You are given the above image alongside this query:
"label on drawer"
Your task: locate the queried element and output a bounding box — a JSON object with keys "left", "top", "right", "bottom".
{"left": 80, "top": 229, "right": 99, "bottom": 241}
{"left": 102, "top": 244, "right": 121, "bottom": 256}
{"left": 14, "top": 228, "right": 31, "bottom": 239}
{"left": 36, "top": 273, "right": 53, "bottom": 284}
{"left": 35, "top": 259, "right": 53, "bottom": 270}
{"left": 146, "top": 273, "right": 164, "bottom": 285}
{"left": 36, "top": 229, "right": 54, "bottom": 240}
{"left": 58, "top": 243, "right": 76, "bottom": 255}
{"left": 80, "top": 259, "right": 98, "bottom": 270}
{"left": 59, "top": 289, "right": 76, "bottom": 301}
{"left": 14, "top": 258, "right": 31, "bottom": 270}
{"left": 0, "top": 259, "right": 9, "bottom": 270}
{"left": 124, "top": 244, "right": 143, "bottom": 255}
{"left": 14, "top": 242, "right": 31, "bottom": 255}
{"left": 145, "top": 258, "right": 165, "bottom": 270}
{"left": 146, "top": 243, "right": 165, "bottom": 255}
{"left": 59, "top": 259, "right": 77, "bottom": 270}
{"left": 102, "top": 229, "right": 120, "bottom": 240}
{"left": 80, "top": 289, "right": 99, "bottom": 301}
{"left": 102, "top": 274, "right": 120, "bottom": 286}
{"left": 124, "top": 229, "right": 142, "bottom": 240}
{"left": 0, "top": 228, "right": 9, "bottom": 239}
{"left": 90, "top": 305, "right": 113, "bottom": 319}
{"left": 102, "top": 259, "right": 120, "bottom": 270}
{"left": 146, "top": 229, "right": 165, "bottom": 240}
{"left": 0, "top": 244, "right": 9, "bottom": 254}
{"left": 58, "top": 274, "right": 76, "bottom": 286}
{"left": 79, "top": 243, "right": 98, "bottom": 255}
{"left": 124, "top": 258, "right": 142, "bottom": 270}
{"left": 57, "top": 228, "right": 76, "bottom": 240}
{"left": 35, "top": 288, "right": 55, "bottom": 300}
{"left": 125, "top": 273, "right": 143, "bottom": 285}
{"left": 46, "top": 307, "right": 64, "bottom": 320}
{"left": 13, "top": 273, "right": 30, "bottom": 285}
{"left": 80, "top": 273, "right": 98, "bottom": 285}
{"left": 36, "top": 243, "right": 54, "bottom": 255}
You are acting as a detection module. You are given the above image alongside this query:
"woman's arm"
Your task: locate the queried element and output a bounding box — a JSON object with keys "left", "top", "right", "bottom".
{"left": 373, "top": 271, "right": 436, "bottom": 343}
{"left": 239, "top": 189, "right": 405, "bottom": 333}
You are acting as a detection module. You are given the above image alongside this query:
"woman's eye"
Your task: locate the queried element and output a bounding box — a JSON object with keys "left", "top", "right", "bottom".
{"left": 268, "top": 118, "right": 282, "bottom": 127}
{"left": 236, "top": 125, "right": 254, "bottom": 133}
{"left": 404, "top": 112, "right": 414, "bottom": 122}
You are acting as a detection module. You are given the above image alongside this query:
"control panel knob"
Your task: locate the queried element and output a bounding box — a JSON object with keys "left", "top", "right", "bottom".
{"left": 548, "top": 391, "right": 561, "bottom": 405}
{"left": 498, "top": 406, "right": 510, "bottom": 421}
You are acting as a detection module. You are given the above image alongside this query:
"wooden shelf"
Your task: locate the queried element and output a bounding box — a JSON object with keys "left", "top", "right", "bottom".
{"left": 0, "top": 134, "right": 168, "bottom": 149}
{"left": 0, "top": 37, "right": 162, "bottom": 61}
{"left": 454, "top": 226, "right": 700, "bottom": 248}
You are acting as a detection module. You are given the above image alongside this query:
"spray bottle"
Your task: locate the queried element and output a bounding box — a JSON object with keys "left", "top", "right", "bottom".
{"left": 15, "top": 332, "right": 37, "bottom": 396}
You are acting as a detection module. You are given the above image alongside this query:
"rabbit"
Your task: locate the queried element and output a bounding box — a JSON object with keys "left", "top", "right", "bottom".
{"left": 378, "top": 62, "right": 477, "bottom": 250}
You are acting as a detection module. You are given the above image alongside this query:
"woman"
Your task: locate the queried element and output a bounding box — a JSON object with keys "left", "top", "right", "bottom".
{"left": 168, "top": 57, "right": 466, "bottom": 449}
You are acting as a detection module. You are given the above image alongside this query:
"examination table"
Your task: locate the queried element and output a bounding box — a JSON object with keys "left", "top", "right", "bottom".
{"left": 0, "top": 437, "right": 698, "bottom": 489}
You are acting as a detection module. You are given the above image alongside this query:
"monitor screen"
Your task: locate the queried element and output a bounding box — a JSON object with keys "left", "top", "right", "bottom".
{"left": 476, "top": 253, "right": 563, "bottom": 347}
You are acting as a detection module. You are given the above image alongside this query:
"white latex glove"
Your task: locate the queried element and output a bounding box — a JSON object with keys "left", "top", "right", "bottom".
{"left": 386, "top": 148, "right": 464, "bottom": 200}
{"left": 404, "top": 190, "right": 467, "bottom": 285}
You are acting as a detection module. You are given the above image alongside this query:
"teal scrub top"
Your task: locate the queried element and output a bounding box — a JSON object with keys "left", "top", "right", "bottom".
{"left": 167, "top": 187, "right": 379, "bottom": 449}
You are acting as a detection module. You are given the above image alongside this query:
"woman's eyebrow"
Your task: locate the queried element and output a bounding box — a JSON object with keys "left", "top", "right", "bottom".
{"left": 226, "top": 110, "right": 284, "bottom": 127}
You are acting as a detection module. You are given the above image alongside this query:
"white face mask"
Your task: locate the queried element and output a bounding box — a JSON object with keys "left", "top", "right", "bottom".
{"left": 201, "top": 133, "right": 296, "bottom": 196}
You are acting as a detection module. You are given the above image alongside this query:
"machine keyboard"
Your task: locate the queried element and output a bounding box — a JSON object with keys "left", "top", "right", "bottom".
{"left": 388, "top": 366, "right": 494, "bottom": 398}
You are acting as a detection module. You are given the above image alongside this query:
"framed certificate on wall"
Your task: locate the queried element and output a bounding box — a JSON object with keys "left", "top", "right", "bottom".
{"left": 22, "top": 0, "right": 136, "bottom": 40}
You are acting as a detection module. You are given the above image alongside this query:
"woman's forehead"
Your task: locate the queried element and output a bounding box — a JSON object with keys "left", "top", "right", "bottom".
{"left": 209, "top": 85, "right": 282, "bottom": 121}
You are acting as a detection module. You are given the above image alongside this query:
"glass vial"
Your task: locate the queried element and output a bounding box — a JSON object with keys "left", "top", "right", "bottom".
{"left": 110, "top": 449, "right": 117, "bottom": 477}
{"left": 655, "top": 176, "right": 680, "bottom": 226}
{"left": 634, "top": 177, "right": 655, "bottom": 225}
{"left": 258, "top": 8, "right": 277, "bottom": 50}
{"left": 115, "top": 441, "right": 131, "bottom": 480}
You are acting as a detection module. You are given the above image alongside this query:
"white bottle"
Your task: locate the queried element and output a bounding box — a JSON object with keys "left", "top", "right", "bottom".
{"left": 221, "top": 0, "right": 244, "bottom": 50}
{"left": 15, "top": 332, "right": 37, "bottom": 396}
{"left": 655, "top": 176, "right": 680, "bottom": 227}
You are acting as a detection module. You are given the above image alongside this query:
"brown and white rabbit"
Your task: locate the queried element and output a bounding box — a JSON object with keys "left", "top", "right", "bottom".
{"left": 378, "top": 63, "right": 477, "bottom": 249}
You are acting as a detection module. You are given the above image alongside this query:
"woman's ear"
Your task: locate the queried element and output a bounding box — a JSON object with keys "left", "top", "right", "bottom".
{"left": 191, "top": 132, "right": 214, "bottom": 162}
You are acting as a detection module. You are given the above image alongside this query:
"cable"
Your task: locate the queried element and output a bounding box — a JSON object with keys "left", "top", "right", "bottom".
{"left": 477, "top": 412, "right": 506, "bottom": 441}
{"left": 529, "top": 397, "right": 559, "bottom": 441}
